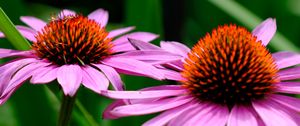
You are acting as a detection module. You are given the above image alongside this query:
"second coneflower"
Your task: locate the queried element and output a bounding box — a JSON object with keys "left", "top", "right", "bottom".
{"left": 0, "top": 9, "right": 179, "bottom": 104}
{"left": 102, "top": 18, "right": 300, "bottom": 126}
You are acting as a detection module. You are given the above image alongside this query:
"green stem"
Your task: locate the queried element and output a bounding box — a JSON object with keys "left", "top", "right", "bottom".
{"left": 0, "top": 7, "right": 31, "bottom": 50}
{"left": 58, "top": 95, "right": 76, "bottom": 126}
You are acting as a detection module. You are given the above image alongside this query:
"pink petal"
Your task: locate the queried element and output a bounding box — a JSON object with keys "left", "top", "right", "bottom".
{"left": 276, "top": 82, "right": 300, "bottom": 94}
{"left": 2, "top": 61, "right": 48, "bottom": 96}
{"left": 58, "top": 9, "right": 76, "bottom": 18}
{"left": 30, "top": 65, "right": 58, "bottom": 84}
{"left": 0, "top": 87, "right": 18, "bottom": 105}
{"left": 0, "top": 49, "right": 33, "bottom": 59}
{"left": 271, "top": 94, "right": 300, "bottom": 112}
{"left": 57, "top": 65, "right": 83, "bottom": 96}
{"left": 16, "top": 26, "right": 37, "bottom": 42}
{"left": 160, "top": 41, "right": 190, "bottom": 57}
{"left": 278, "top": 66, "right": 300, "bottom": 81}
{"left": 158, "top": 68, "right": 184, "bottom": 81}
{"left": 228, "top": 105, "right": 260, "bottom": 126}
{"left": 93, "top": 64, "right": 124, "bottom": 91}
{"left": 113, "top": 50, "right": 181, "bottom": 61}
{"left": 252, "top": 18, "right": 276, "bottom": 46}
{"left": 103, "top": 100, "right": 126, "bottom": 119}
{"left": 101, "top": 89, "right": 186, "bottom": 99}
{"left": 140, "top": 85, "right": 182, "bottom": 91}
{"left": 110, "top": 96, "right": 192, "bottom": 117}
{"left": 112, "top": 32, "right": 158, "bottom": 46}
{"left": 272, "top": 51, "right": 300, "bottom": 69}
{"left": 186, "top": 104, "right": 229, "bottom": 126}
{"left": 143, "top": 101, "right": 197, "bottom": 126}
{"left": 20, "top": 16, "right": 46, "bottom": 31}
{"left": 88, "top": 8, "right": 109, "bottom": 27}
{"left": 101, "top": 57, "right": 164, "bottom": 80}
{"left": 108, "top": 26, "right": 135, "bottom": 38}
{"left": 252, "top": 99, "right": 298, "bottom": 126}
{"left": 128, "top": 38, "right": 161, "bottom": 50}
{"left": 81, "top": 66, "right": 109, "bottom": 93}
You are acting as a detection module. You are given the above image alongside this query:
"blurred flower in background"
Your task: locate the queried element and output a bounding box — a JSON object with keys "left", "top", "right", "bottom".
{"left": 103, "top": 19, "right": 300, "bottom": 126}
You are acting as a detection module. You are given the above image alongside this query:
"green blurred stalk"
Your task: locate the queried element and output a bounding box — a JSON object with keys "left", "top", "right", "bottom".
{"left": 0, "top": 7, "right": 30, "bottom": 50}
{"left": 209, "top": 0, "right": 300, "bottom": 52}
{"left": 58, "top": 95, "right": 76, "bottom": 126}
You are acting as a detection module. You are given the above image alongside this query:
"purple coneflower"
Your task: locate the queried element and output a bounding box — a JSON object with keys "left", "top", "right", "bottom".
{"left": 0, "top": 8, "right": 173, "bottom": 104}
{"left": 103, "top": 18, "right": 300, "bottom": 126}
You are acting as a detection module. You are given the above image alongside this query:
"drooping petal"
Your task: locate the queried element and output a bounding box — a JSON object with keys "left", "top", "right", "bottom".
{"left": 58, "top": 9, "right": 76, "bottom": 18}
{"left": 113, "top": 50, "right": 181, "bottom": 61}
{"left": 271, "top": 94, "right": 300, "bottom": 112}
{"left": 187, "top": 104, "right": 229, "bottom": 126}
{"left": 30, "top": 65, "right": 58, "bottom": 84}
{"left": 20, "top": 16, "right": 47, "bottom": 31}
{"left": 88, "top": 8, "right": 109, "bottom": 27}
{"left": 278, "top": 66, "right": 300, "bottom": 80}
{"left": 103, "top": 100, "right": 126, "bottom": 119}
{"left": 0, "top": 49, "right": 33, "bottom": 58}
{"left": 81, "top": 66, "right": 109, "bottom": 93}
{"left": 93, "top": 64, "right": 124, "bottom": 91}
{"left": 160, "top": 41, "right": 190, "bottom": 57}
{"left": 143, "top": 101, "right": 197, "bottom": 126}
{"left": 101, "top": 57, "right": 164, "bottom": 80}
{"left": 110, "top": 96, "right": 192, "bottom": 117}
{"left": 140, "top": 85, "right": 183, "bottom": 91}
{"left": 158, "top": 68, "right": 184, "bottom": 81}
{"left": 252, "top": 18, "right": 276, "bottom": 46}
{"left": 107, "top": 26, "right": 135, "bottom": 38}
{"left": 252, "top": 99, "right": 298, "bottom": 126}
{"left": 227, "top": 105, "right": 260, "bottom": 126}
{"left": 272, "top": 51, "right": 300, "bottom": 69}
{"left": 275, "top": 82, "right": 300, "bottom": 94}
{"left": 2, "top": 60, "right": 48, "bottom": 96}
{"left": 128, "top": 38, "right": 161, "bottom": 50}
{"left": 100, "top": 89, "right": 186, "bottom": 99}
{"left": 57, "top": 65, "right": 83, "bottom": 96}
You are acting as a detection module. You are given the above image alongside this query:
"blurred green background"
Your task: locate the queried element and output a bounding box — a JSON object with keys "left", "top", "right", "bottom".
{"left": 1, "top": 0, "right": 300, "bottom": 125}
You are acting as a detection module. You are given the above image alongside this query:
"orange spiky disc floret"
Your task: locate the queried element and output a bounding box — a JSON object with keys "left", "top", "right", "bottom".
{"left": 181, "top": 25, "right": 279, "bottom": 106}
{"left": 32, "top": 15, "right": 113, "bottom": 66}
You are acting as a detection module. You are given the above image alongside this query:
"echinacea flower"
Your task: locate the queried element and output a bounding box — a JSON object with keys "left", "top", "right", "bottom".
{"left": 0, "top": 8, "right": 174, "bottom": 104}
{"left": 102, "top": 18, "right": 300, "bottom": 126}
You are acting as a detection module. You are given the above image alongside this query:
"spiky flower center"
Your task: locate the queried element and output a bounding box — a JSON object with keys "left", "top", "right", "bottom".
{"left": 32, "top": 15, "right": 113, "bottom": 65}
{"left": 181, "top": 25, "right": 279, "bottom": 106}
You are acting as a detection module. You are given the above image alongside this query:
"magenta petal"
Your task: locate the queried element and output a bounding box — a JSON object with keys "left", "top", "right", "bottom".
{"left": 271, "top": 94, "right": 300, "bottom": 112}
{"left": 20, "top": 16, "right": 46, "bottom": 31}
{"left": 228, "top": 105, "right": 260, "bottom": 126}
{"left": 272, "top": 51, "right": 300, "bottom": 69}
{"left": 252, "top": 18, "right": 276, "bottom": 46}
{"left": 58, "top": 9, "right": 76, "bottom": 18}
{"left": 143, "top": 101, "right": 197, "bottom": 126}
{"left": 2, "top": 61, "right": 48, "bottom": 96}
{"left": 103, "top": 100, "right": 126, "bottom": 119}
{"left": 30, "top": 65, "right": 58, "bottom": 84}
{"left": 0, "top": 49, "right": 33, "bottom": 58}
{"left": 101, "top": 89, "right": 186, "bottom": 99}
{"left": 93, "top": 64, "right": 124, "bottom": 91}
{"left": 276, "top": 82, "right": 300, "bottom": 94}
{"left": 57, "top": 65, "right": 83, "bottom": 96}
{"left": 278, "top": 66, "right": 300, "bottom": 81}
{"left": 110, "top": 96, "right": 192, "bottom": 117}
{"left": 0, "top": 26, "right": 37, "bottom": 42}
{"left": 114, "top": 50, "right": 181, "bottom": 61}
{"left": 112, "top": 32, "right": 158, "bottom": 45}
{"left": 101, "top": 57, "right": 164, "bottom": 80}
{"left": 88, "top": 8, "right": 109, "bottom": 27}
{"left": 158, "top": 69, "right": 184, "bottom": 81}
{"left": 81, "top": 66, "right": 109, "bottom": 93}
{"left": 128, "top": 38, "right": 161, "bottom": 50}
{"left": 187, "top": 104, "right": 229, "bottom": 126}
{"left": 252, "top": 100, "right": 298, "bottom": 126}
{"left": 108, "top": 27, "right": 135, "bottom": 38}
{"left": 160, "top": 41, "right": 190, "bottom": 57}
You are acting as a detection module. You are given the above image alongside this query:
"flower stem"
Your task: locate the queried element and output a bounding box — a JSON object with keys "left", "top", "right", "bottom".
{"left": 58, "top": 95, "right": 76, "bottom": 126}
